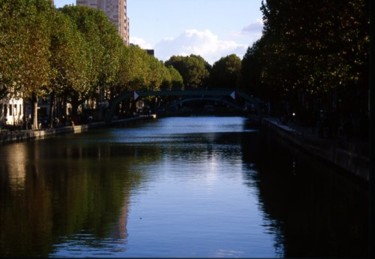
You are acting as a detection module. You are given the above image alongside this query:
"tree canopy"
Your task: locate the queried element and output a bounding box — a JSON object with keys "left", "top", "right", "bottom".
{"left": 241, "top": 0, "right": 369, "bottom": 118}
{"left": 0, "top": 0, "right": 53, "bottom": 100}
{"left": 1, "top": 0, "right": 184, "bottom": 128}
{"left": 209, "top": 54, "right": 241, "bottom": 89}
{"left": 165, "top": 55, "right": 211, "bottom": 89}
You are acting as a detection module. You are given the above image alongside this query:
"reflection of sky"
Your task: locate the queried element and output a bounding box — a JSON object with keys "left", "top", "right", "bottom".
{"left": 120, "top": 123, "right": 278, "bottom": 258}
{"left": 107, "top": 116, "right": 257, "bottom": 143}
{"left": 2, "top": 116, "right": 367, "bottom": 257}
{"left": 47, "top": 117, "right": 280, "bottom": 258}
{"left": 49, "top": 173, "right": 278, "bottom": 256}
{"left": 51, "top": 233, "right": 127, "bottom": 257}
{"left": 123, "top": 146, "right": 277, "bottom": 258}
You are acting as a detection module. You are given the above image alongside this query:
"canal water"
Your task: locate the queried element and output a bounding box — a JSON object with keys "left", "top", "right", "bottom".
{"left": 0, "top": 116, "right": 368, "bottom": 257}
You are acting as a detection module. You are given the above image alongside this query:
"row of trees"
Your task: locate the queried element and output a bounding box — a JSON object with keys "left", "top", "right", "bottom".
{"left": 1, "top": 0, "right": 246, "bottom": 129}
{"left": 241, "top": 0, "right": 369, "bottom": 138}
{"left": 0, "top": 0, "right": 183, "bottom": 129}
{"left": 165, "top": 54, "right": 243, "bottom": 90}
{"left": 4, "top": 0, "right": 367, "bottom": 136}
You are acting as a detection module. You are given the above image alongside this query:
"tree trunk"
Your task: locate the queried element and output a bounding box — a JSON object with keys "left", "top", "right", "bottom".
{"left": 49, "top": 91, "right": 55, "bottom": 128}
{"left": 71, "top": 99, "right": 78, "bottom": 117}
{"left": 31, "top": 92, "right": 38, "bottom": 130}
{"left": 70, "top": 96, "right": 80, "bottom": 125}
{"left": 121, "top": 100, "right": 126, "bottom": 115}
{"left": 63, "top": 95, "right": 68, "bottom": 118}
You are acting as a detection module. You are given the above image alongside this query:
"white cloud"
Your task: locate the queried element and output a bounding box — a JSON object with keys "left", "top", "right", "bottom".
{"left": 129, "top": 36, "right": 153, "bottom": 49}
{"left": 241, "top": 19, "right": 264, "bottom": 34}
{"left": 241, "top": 19, "right": 263, "bottom": 38}
{"left": 154, "top": 29, "right": 248, "bottom": 64}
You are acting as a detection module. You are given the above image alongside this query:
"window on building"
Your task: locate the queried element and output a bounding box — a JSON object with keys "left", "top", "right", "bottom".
{"left": 9, "top": 104, "right": 12, "bottom": 116}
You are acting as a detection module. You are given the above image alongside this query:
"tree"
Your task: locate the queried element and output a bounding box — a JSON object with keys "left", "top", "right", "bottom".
{"left": 117, "top": 45, "right": 152, "bottom": 91}
{"left": 167, "top": 66, "right": 184, "bottom": 90}
{"left": 0, "top": 0, "right": 54, "bottom": 129}
{"left": 165, "top": 55, "right": 211, "bottom": 89}
{"left": 0, "top": 0, "right": 27, "bottom": 99}
{"left": 209, "top": 54, "right": 241, "bottom": 89}
{"left": 147, "top": 57, "right": 165, "bottom": 91}
{"left": 59, "top": 6, "right": 101, "bottom": 116}
{"left": 94, "top": 8, "right": 124, "bottom": 102}
{"left": 243, "top": 0, "right": 369, "bottom": 122}
{"left": 60, "top": 5, "right": 124, "bottom": 116}
{"left": 49, "top": 10, "right": 91, "bottom": 123}
{"left": 241, "top": 39, "right": 264, "bottom": 96}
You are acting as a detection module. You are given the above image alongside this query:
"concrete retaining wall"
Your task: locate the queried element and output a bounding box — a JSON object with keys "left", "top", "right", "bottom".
{"left": 262, "top": 118, "right": 369, "bottom": 182}
{"left": 0, "top": 115, "right": 156, "bottom": 145}
{"left": 0, "top": 126, "right": 85, "bottom": 145}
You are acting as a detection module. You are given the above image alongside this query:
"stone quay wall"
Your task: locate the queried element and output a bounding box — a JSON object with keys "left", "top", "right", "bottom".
{"left": 0, "top": 115, "right": 156, "bottom": 145}
{"left": 262, "top": 118, "right": 369, "bottom": 182}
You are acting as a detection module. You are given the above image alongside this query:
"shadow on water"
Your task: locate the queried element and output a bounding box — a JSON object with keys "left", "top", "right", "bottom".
{"left": 240, "top": 129, "right": 369, "bottom": 257}
{"left": 0, "top": 139, "right": 160, "bottom": 257}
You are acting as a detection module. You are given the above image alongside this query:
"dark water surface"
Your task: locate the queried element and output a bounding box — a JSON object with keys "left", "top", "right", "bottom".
{"left": 0, "top": 116, "right": 368, "bottom": 257}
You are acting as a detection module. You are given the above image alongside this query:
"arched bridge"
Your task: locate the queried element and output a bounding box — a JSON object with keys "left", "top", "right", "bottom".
{"left": 106, "top": 88, "right": 264, "bottom": 122}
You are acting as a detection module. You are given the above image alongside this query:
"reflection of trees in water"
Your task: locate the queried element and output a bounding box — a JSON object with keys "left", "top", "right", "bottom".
{"left": 0, "top": 141, "right": 161, "bottom": 257}
{"left": 241, "top": 131, "right": 369, "bottom": 257}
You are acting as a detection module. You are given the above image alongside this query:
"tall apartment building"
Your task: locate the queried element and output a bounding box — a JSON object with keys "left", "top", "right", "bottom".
{"left": 76, "top": 0, "right": 130, "bottom": 45}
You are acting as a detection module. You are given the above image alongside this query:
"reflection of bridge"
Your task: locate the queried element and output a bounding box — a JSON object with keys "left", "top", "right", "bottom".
{"left": 106, "top": 89, "right": 264, "bottom": 122}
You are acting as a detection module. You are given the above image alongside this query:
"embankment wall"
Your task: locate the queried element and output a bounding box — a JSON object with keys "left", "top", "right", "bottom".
{"left": 0, "top": 115, "right": 155, "bottom": 145}
{"left": 262, "top": 118, "right": 369, "bottom": 182}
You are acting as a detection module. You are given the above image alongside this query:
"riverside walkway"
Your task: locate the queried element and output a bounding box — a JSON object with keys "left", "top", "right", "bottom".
{"left": 0, "top": 114, "right": 156, "bottom": 145}
{"left": 262, "top": 117, "right": 369, "bottom": 182}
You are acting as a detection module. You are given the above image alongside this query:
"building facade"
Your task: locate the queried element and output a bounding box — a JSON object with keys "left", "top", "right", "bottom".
{"left": 77, "top": 0, "right": 129, "bottom": 45}
{"left": 0, "top": 95, "right": 24, "bottom": 127}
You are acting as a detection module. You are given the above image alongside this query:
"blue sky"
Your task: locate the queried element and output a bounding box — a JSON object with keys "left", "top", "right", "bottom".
{"left": 54, "top": 0, "right": 264, "bottom": 64}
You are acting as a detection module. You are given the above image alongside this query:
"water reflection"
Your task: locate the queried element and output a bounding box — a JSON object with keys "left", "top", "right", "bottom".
{"left": 1, "top": 143, "right": 28, "bottom": 191}
{"left": 241, "top": 131, "right": 369, "bottom": 257}
{"left": 0, "top": 117, "right": 369, "bottom": 257}
{"left": 0, "top": 140, "right": 159, "bottom": 257}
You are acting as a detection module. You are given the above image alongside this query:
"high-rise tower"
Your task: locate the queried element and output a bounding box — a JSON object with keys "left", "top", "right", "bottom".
{"left": 77, "top": 0, "right": 129, "bottom": 45}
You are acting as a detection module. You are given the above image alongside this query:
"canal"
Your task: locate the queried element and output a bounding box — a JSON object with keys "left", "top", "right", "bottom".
{"left": 0, "top": 116, "right": 368, "bottom": 257}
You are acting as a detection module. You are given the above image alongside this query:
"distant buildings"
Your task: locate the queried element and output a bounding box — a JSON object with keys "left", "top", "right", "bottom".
{"left": 146, "top": 49, "right": 155, "bottom": 56}
{"left": 77, "top": 0, "right": 130, "bottom": 45}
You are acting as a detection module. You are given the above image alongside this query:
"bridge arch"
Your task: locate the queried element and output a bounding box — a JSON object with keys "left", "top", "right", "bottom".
{"left": 166, "top": 96, "right": 243, "bottom": 111}
{"left": 105, "top": 88, "right": 263, "bottom": 122}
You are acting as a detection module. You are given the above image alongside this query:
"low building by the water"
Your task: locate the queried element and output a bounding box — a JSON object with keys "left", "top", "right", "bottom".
{"left": 0, "top": 95, "right": 24, "bottom": 127}
{"left": 0, "top": 95, "right": 53, "bottom": 129}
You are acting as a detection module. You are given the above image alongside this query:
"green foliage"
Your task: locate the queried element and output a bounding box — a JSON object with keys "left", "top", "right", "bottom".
{"left": 0, "top": 0, "right": 55, "bottom": 128}
{"left": 60, "top": 5, "right": 124, "bottom": 105}
{"left": 50, "top": 11, "right": 90, "bottom": 97}
{"left": 165, "top": 55, "right": 211, "bottom": 89}
{"left": 167, "top": 65, "right": 184, "bottom": 90}
{"left": 118, "top": 45, "right": 151, "bottom": 90}
{"left": 209, "top": 54, "right": 241, "bottom": 89}
{"left": 241, "top": 39, "right": 264, "bottom": 96}
{"left": 242, "top": 0, "right": 369, "bottom": 115}
{"left": 0, "top": 0, "right": 53, "bottom": 99}
{"left": 0, "top": 0, "right": 25, "bottom": 98}
{"left": 147, "top": 57, "right": 165, "bottom": 91}
{"left": 116, "top": 45, "right": 182, "bottom": 93}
